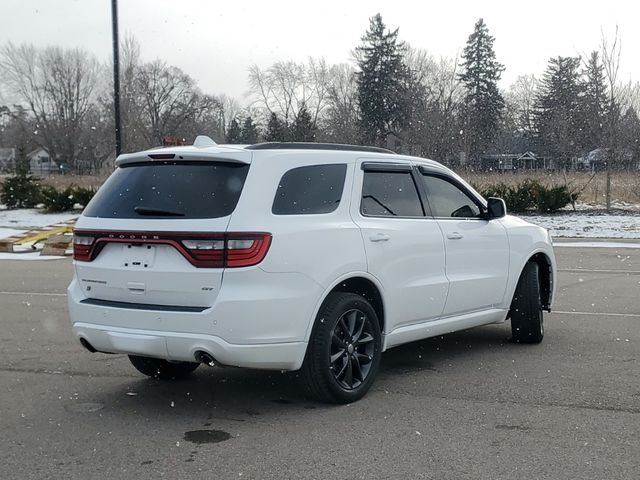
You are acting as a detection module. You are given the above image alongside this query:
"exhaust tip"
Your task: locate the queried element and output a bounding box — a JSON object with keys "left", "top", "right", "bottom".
{"left": 79, "top": 337, "right": 97, "bottom": 353}
{"left": 195, "top": 351, "right": 216, "bottom": 367}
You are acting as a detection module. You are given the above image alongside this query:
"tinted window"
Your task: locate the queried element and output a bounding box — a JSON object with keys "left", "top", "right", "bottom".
{"left": 83, "top": 161, "right": 249, "bottom": 219}
{"left": 422, "top": 174, "right": 481, "bottom": 218}
{"left": 361, "top": 171, "right": 423, "bottom": 217}
{"left": 272, "top": 164, "right": 347, "bottom": 215}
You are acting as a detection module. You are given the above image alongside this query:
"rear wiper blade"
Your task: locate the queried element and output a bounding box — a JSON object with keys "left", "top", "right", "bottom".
{"left": 134, "top": 206, "right": 185, "bottom": 217}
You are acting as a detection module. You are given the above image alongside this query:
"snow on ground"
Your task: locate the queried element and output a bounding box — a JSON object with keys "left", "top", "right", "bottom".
{"left": 0, "top": 251, "right": 65, "bottom": 260}
{"left": 523, "top": 212, "right": 640, "bottom": 239}
{"left": 562, "top": 200, "right": 640, "bottom": 212}
{"left": 0, "top": 208, "right": 76, "bottom": 260}
{"left": 0, "top": 208, "right": 77, "bottom": 230}
{"left": 0, "top": 228, "right": 27, "bottom": 239}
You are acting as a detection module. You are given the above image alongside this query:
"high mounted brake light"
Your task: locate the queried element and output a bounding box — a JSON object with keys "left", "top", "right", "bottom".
{"left": 72, "top": 230, "right": 272, "bottom": 268}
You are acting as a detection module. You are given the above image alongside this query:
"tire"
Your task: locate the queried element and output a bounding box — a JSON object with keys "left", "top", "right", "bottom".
{"left": 299, "top": 292, "right": 382, "bottom": 404}
{"left": 510, "top": 262, "right": 544, "bottom": 344}
{"left": 128, "top": 355, "right": 199, "bottom": 380}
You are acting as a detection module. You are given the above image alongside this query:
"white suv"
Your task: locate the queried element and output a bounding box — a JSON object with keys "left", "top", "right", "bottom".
{"left": 68, "top": 139, "right": 556, "bottom": 403}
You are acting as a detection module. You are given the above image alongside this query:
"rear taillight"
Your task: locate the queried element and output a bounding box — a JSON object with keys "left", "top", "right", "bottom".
{"left": 72, "top": 230, "right": 271, "bottom": 268}
{"left": 73, "top": 234, "right": 95, "bottom": 261}
{"left": 225, "top": 234, "right": 272, "bottom": 268}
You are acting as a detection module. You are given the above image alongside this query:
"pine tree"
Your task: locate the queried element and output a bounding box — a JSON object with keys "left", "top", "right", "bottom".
{"left": 0, "top": 143, "right": 41, "bottom": 209}
{"left": 620, "top": 107, "right": 640, "bottom": 168}
{"left": 240, "top": 116, "right": 259, "bottom": 144}
{"left": 226, "top": 119, "right": 242, "bottom": 144}
{"left": 14, "top": 144, "right": 31, "bottom": 176}
{"left": 265, "top": 112, "right": 288, "bottom": 142}
{"left": 355, "top": 13, "right": 411, "bottom": 147}
{"left": 580, "top": 51, "right": 607, "bottom": 152}
{"left": 533, "top": 56, "right": 583, "bottom": 168}
{"left": 458, "top": 18, "right": 505, "bottom": 161}
{"left": 291, "top": 104, "right": 317, "bottom": 142}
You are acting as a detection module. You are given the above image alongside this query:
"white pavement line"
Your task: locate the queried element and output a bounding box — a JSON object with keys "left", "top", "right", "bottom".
{"left": 559, "top": 268, "right": 640, "bottom": 274}
{"left": 551, "top": 310, "right": 640, "bottom": 318}
{"left": 0, "top": 291, "right": 66, "bottom": 297}
{"left": 555, "top": 242, "right": 640, "bottom": 249}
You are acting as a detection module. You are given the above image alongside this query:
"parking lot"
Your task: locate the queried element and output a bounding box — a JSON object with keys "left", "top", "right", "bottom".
{"left": 1, "top": 242, "right": 639, "bottom": 480}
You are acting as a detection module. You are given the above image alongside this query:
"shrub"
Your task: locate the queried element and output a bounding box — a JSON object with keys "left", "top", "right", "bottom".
{"left": 476, "top": 179, "right": 576, "bottom": 214}
{"left": 534, "top": 185, "right": 575, "bottom": 213}
{"left": 71, "top": 186, "right": 96, "bottom": 208}
{"left": 0, "top": 175, "right": 42, "bottom": 208}
{"left": 40, "top": 185, "right": 76, "bottom": 212}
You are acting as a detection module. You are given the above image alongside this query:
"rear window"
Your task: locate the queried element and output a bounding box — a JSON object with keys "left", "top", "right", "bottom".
{"left": 361, "top": 171, "right": 424, "bottom": 217}
{"left": 83, "top": 161, "right": 249, "bottom": 219}
{"left": 272, "top": 164, "right": 347, "bottom": 215}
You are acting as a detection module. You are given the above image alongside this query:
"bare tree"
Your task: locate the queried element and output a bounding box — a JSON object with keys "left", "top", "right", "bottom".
{"left": 506, "top": 75, "right": 538, "bottom": 136}
{"left": 248, "top": 58, "right": 331, "bottom": 128}
{"left": 402, "top": 46, "right": 464, "bottom": 162}
{"left": 321, "top": 63, "right": 360, "bottom": 143}
{"left": 601, "top": 26, "right": 623, "bottom": 209}
{"left": 135, "top": 60, "right": 221, "bottom": 146}
{"left": 0, "top": 42, "right": 101, "bottom": 170}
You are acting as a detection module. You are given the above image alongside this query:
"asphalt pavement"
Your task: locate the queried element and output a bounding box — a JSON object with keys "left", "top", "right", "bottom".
{"left": 1, "top": 243, "right": 638, "bottom": 479}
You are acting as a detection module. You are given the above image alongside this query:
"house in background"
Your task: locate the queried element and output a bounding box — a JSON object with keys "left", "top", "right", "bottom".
{"left": 0, "top": 147, "right": 16, "bottom": 172}
{"left": 479, "top": 152, "right": 552, "bottom": 171}
{"left": 27, "top": 147, "right": 59, "bottom": 176}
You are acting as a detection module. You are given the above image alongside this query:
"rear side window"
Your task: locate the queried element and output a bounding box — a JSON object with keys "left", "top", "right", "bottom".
{"left": 361, "top": 171, "right": 424, "bottom": 217}
{"left": 272, "top": 164, "right": 347, "bottom": 215}
{"left": 83, "top": 161, "right": 249, "bottom": 219}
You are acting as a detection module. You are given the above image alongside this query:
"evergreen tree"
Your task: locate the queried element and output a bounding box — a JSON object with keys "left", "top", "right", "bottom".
{"left": 620, "top": 107, "right": 640, "bottom": 168}
{"left": 226, "top": 118, "right": 242, "bottom": 143}
{"left": 580, "top": 51, "right": 607, "bottom": 152}
{"left": 355, "top": 13, "right": 411, "bottom": 147}
{"left": 265, "top": 112, "right": 288, "bottom": 142}
{"left": 291, "top": 104, "right": 317, "bottom": 142}
{"left": 458, "top": 18, "right": 505, "bottom": 161}
{"left": 240, "top": 116, "right": 260, "bottom": 144}
{"left": 14, "top": 144, "right": 31, "bottom": 176}
{"left": 0, "top": 143, "right": 41, "bottom": 209}
{"left": 533, "top": 57, "right": 583, "bottom": 168}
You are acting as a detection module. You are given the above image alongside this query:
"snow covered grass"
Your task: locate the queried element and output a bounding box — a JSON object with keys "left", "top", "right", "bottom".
{"left": 0, "top": 208, "right": 77, "bottom": 234}
{"left": 522, "top": 211, "right": 640, "bottom": 239}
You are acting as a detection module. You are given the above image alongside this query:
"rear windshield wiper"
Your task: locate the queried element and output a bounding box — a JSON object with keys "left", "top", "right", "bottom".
{"left": 134, "top": 206, "right": 185, "bottom": 217}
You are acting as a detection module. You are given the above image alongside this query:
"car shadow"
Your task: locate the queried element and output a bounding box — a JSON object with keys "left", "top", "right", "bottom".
{"left": 88, "top": 323, "right": 514, "bottom": 423}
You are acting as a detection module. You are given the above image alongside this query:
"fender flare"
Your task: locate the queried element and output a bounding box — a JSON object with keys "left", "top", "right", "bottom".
{"left": 302, "top": 271, "right": 386, "bottom": 343}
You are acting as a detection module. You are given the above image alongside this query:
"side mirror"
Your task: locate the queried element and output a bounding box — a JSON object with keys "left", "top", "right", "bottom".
{"left": 486, "top": 197, "right": 506, "bottom": 220}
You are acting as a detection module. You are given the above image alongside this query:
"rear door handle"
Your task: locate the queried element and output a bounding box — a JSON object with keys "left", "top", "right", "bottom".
{"left": 447, "top": 232, "right": 464, "bottom": 240}
{"left": 369, "top": 233, "right": 390, "bottom": 242}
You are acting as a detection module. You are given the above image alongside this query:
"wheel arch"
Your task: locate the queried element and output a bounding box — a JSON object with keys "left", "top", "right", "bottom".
{"left": 305, "top": 273, "right": 386, "bottom": 342}
{"left": 522, "top": 252, "right": 554, "bottom": 311}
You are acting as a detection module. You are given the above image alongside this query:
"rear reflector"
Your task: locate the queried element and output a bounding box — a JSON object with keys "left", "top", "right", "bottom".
{"left": 72, "top": 230, "right": 271, "bottom": 268}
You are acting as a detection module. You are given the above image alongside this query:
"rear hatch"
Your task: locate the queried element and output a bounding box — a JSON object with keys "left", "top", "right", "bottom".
{"left": 73, "top": 153, "right": 265, "bottom": 309}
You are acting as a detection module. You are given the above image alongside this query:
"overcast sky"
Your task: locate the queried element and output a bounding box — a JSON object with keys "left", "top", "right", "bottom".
{"left": 1, "top": 0, "right": 639, "bottom": 101}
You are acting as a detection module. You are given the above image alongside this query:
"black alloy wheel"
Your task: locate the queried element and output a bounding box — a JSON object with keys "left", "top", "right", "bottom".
{"left": 299, "top": 292, "right": 382, "bottom": 403}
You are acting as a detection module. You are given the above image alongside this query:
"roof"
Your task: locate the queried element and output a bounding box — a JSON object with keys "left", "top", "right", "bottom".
{"left": 245, "top": 142, "right": 395, "bottom": 154}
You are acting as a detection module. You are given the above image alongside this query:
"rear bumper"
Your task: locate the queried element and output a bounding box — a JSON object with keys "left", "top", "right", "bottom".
{"left": 67, "top": 269, "right": 320, "bottom": 371}
{"left": 72, "top": 322, "right": 307, "bottom": 370}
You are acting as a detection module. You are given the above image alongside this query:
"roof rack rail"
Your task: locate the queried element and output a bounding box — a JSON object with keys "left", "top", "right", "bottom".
{"left": 245, "top": 142, "right": 395, "bottom": 154}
